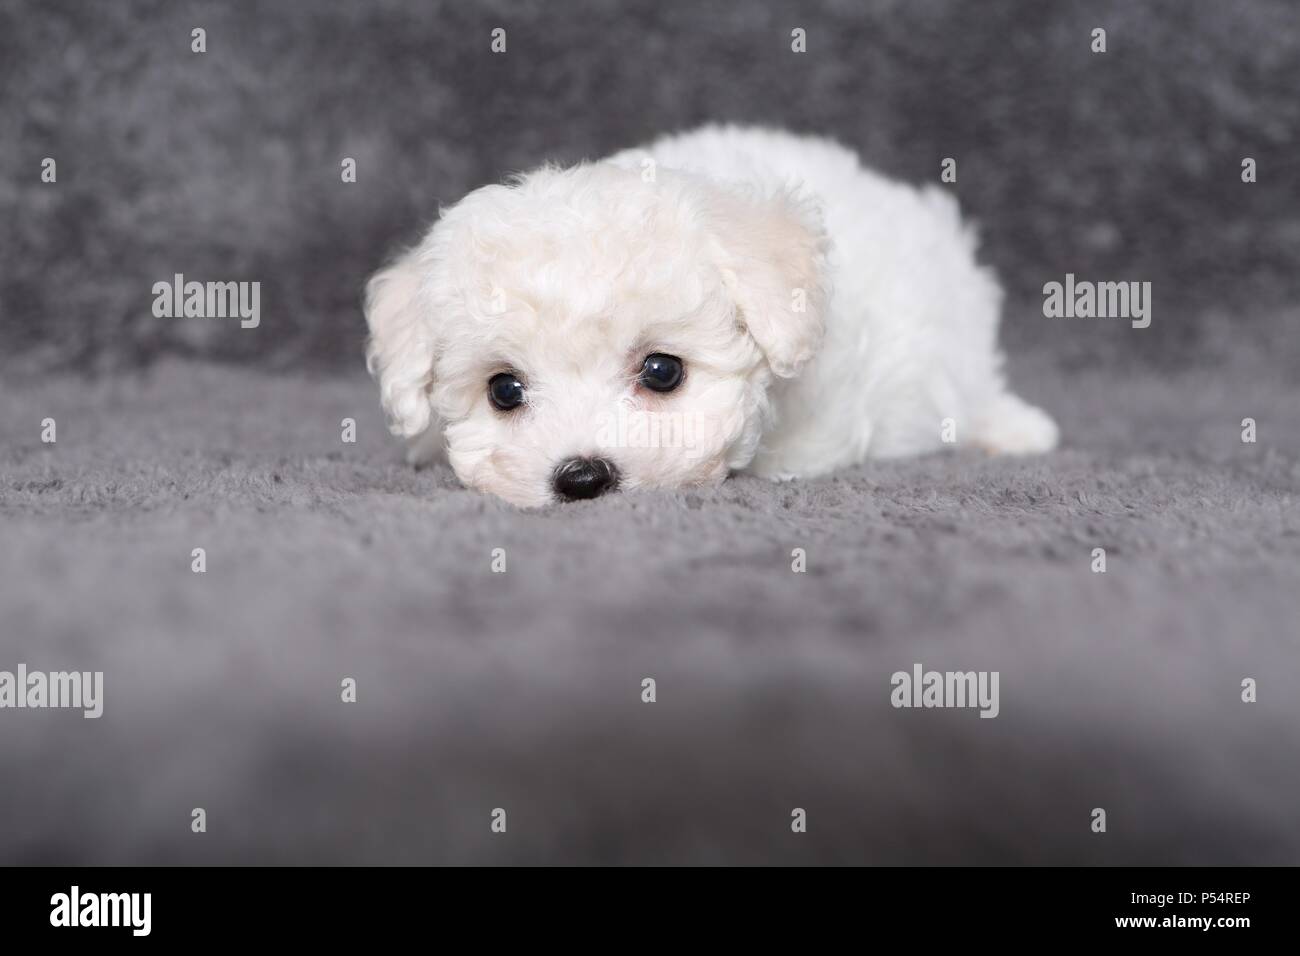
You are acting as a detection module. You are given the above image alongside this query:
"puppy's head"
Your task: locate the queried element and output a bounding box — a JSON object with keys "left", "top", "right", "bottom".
{"left": 364, "top": 162, "right": 827, "bottom": 507}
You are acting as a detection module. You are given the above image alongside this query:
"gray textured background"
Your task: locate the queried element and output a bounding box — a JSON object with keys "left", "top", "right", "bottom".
{"left": 1, "top": 0, "right": 1298, "bottom": 865}
{"left": 3, "top": 0, "right": 1299, "bottom": 371}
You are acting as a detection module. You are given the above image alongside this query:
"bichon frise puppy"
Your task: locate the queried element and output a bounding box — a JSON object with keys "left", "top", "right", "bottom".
{"left": 364, "top": 125, "right": 1057, "bottom": 507}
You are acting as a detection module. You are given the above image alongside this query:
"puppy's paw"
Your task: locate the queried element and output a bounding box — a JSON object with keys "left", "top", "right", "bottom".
{"left": 973, "top": 394, "right": 1059, "bottom": 455}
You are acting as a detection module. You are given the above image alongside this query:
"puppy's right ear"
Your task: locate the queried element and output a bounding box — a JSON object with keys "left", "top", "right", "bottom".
{"left": 696, "top": 182, "right": 829, "bottom": 379}
{"left": 364, "top": 249, "right": 437, "bottom": 438}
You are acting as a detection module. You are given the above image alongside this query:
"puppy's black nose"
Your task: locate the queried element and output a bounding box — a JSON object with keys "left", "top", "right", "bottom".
{"left": 553, "top": 457, "right": 620, "bottom": 501}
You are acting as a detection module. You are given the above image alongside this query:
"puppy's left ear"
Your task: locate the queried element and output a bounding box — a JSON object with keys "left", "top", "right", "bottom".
{"left": 364, "top": 247, "right": 438, "bottom": 438}
{"left": 703, "top": 185, "right": 829, "bottom": 377}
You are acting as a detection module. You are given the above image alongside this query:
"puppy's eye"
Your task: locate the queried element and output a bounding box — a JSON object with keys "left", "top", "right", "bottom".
{"left": 639, "top": 353, "right": 684, "bottom": 392}
{"left": 488, "top": 372, "right": 526, "bottom": 411}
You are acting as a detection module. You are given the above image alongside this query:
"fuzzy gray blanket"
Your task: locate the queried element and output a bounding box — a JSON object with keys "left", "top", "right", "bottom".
{"left": 2, "top": 351, "right": 1296, "bottom": 864}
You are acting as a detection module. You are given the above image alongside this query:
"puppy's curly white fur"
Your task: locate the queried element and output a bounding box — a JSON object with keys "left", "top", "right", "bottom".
{"left": 365, "top": 125, "right": 1058, "bottom": 507}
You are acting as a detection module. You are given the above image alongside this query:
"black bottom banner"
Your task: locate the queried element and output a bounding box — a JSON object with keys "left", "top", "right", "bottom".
{"left": 0, "top": 866, "right": 1288, "bottom": 942}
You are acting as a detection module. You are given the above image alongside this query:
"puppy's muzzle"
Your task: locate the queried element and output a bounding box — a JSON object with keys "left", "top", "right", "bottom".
{"left": 553, "top": 457, "right": 620, "bottom": 502}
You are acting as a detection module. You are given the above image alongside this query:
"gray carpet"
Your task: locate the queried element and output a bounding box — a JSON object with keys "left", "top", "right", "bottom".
{"left": 2, "top": 345, "right": 1297, "bottom": 864}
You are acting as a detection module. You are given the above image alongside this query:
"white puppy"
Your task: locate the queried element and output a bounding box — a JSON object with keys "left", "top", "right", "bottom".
{"left": 365, "top": 125, "right": 1057, "bottom": 506}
